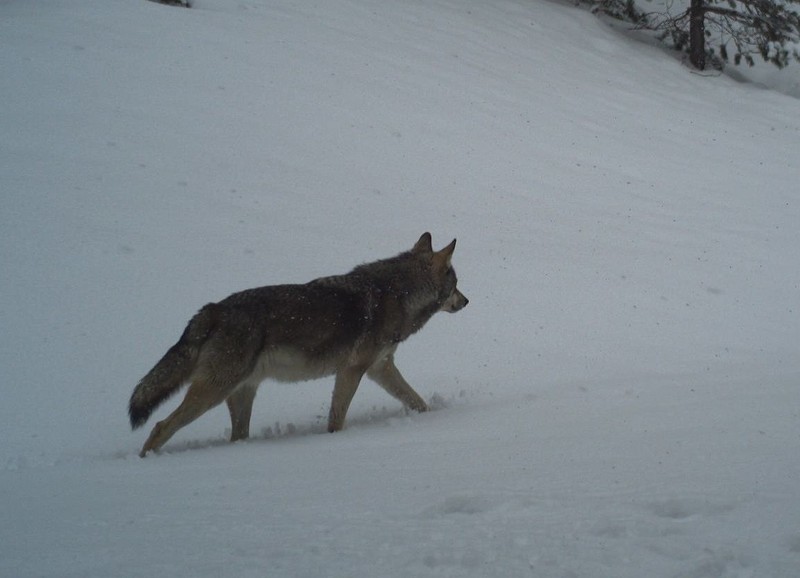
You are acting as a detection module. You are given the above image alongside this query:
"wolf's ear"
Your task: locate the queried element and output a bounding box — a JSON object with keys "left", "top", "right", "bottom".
{"left": 413, "top": 232, "right": 433, "bottom": 253}
{"left": 433, "top": 239, "right": 456, "bottom": 270}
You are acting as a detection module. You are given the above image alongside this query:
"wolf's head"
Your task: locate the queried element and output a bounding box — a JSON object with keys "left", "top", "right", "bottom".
{"left": 412, "top": 232, "right": 468, "bottom": 314}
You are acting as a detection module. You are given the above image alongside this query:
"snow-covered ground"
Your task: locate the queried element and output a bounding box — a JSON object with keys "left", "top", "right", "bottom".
{"left": 2, "top": 0, "right": 799, "bottom": 576}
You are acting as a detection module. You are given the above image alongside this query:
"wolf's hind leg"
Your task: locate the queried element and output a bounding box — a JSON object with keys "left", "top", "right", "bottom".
{"left": 226, "top": 383, "right": 258, "bottom": 442}
{"left": 139, "top": 378, "right": 236, "bottom": 457}
{"left": 367, "top": 354, "right": 428, "bottom": 413}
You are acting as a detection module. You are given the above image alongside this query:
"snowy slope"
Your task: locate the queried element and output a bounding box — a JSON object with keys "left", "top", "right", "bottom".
{"left": 1, "top": 0, "right": 799, "bottom": 576}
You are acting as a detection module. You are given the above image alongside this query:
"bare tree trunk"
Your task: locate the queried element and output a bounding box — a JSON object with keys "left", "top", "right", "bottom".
{"left": 689, "top": 0, "right": 706, "bottom": 69}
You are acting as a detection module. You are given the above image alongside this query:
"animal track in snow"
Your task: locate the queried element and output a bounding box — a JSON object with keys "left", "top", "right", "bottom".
{"left": 789, "top": 534, "right": 800, "bottom": 553}
{"left": 422, "top": 494, "right": 494, "bottom": 518}
{"left": 647, "top": 497, "right": 738, "bottom": 521}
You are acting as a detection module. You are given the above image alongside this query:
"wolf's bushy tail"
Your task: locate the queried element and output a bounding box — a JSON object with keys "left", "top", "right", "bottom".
{"left": 128, "top": 305, "right": 218, "bottom": 429}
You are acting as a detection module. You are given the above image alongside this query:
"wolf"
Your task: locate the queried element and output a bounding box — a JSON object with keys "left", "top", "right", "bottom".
{"left": 128, "top": 233, "right": 468, "bottom": 457}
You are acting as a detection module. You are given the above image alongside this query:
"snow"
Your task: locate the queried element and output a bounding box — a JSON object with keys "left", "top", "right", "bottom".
{"left": 1, "top": 0, "right": 799, "bottom": 576}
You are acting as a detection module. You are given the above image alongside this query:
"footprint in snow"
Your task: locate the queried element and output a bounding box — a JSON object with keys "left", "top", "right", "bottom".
{"left": 789, "top": 534, "right": 800, "bottom": 554}
{"left": 422, "top": 494, "right": 494, "bottom": 518}
{"left": 647, "top": 497, "right": 738, "bottom": 521}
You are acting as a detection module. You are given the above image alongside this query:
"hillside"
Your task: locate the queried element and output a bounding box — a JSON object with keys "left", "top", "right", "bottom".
{"left": 1, "top": 0, "right": 799, "bottom": 576}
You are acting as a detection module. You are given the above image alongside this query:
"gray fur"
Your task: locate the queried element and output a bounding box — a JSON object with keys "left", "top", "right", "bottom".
{"left": 129, "top": 233, "right": 467, "bottom": 457}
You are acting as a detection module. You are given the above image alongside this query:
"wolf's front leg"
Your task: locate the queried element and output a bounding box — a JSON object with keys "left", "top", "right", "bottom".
{"left": 226, "top": 383, "right": 258, "bottom": 442}
{"left": 328, "top": 366, "right": 366, "bottom": 432}
{"left": 366, "top": 354, "right": 428, "bottom": 413}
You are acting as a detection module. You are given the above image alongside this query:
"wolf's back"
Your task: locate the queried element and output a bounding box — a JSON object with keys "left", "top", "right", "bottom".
{"left": 128, "top": 305, "right": 217, "bottom": 429}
